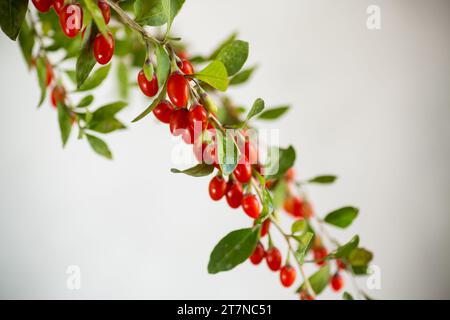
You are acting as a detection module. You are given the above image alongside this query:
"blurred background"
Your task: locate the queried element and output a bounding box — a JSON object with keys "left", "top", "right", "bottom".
{"left": 0, "top": 0, "right": 449, "bottom": 299}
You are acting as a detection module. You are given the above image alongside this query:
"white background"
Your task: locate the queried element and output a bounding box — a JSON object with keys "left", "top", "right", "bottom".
{"left": 0, "top": 0, "right": 449, "bottom": 299}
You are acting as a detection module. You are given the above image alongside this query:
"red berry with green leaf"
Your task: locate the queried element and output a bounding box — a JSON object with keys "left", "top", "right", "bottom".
{"left": 167, "top": 72, "right": 189, "bottom": 107}
{"left": 209, "top": 176, "right": 227, "bottom": 201}
{"left": 249, "top": 242, "right": 265, "bottom": 265}
{"left": 137, "top": 70, "right": 158, "bottom": 97}
{"left": 51, "top": 85, "right": 65, "bottom": 108}
{"left": 242, "top": 194, "right": 260, "bottom": 219}
{"left": 280, "top": 265, "right": 296, "bottom": 287}
{"left": 93, "top": 32, "right": 114, "bottom": 65}
{"left": 59, "top": 4, "right": 83, "bottom": 38}
{"left": 266, "top": 247, "right": 282, "bottom": 271}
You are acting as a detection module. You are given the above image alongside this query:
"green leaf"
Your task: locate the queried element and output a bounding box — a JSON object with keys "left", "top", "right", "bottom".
{"left": 134, "top": 0, "right": 166, "bottom": 26}
{"left": 308, "top": 175, "right": 337, "bottom": 184}
{"left": 333, "top": 235, "right": 360, "bottom": 259}
{"left": 272, "top": 180, "right": 286, "bottom": 209}
{"left": 161, "top": 0, "right": 185, "bottom": 33}
{"left": 78, "top": 64, "right": 111, "bottom": 91}
{"left": 297, "top": 264, "right": 331, "bottom": 295}
{"left": 216, "top": 40, "right": 249, "bottom": 76}
{"left": 170, "top": 164, "right": 214, "bottom": 177}
{"left": 76, "top": 23, "right": 98, "bottom": 88}
{"left": 86, "top": 134, "right": 112, "bottom": 159}
{"left": 229, "top": 66, "right": 257, "bottom": 86}
{"left": 264, "top": 145, "right": 296, "bottom": 179}
{"left": 57, "top": 102, "right": 72, "bottom": 147}
{"left": 294, "top": 231, "right": 313, "bottom": 264}
{"left": 18, "top": 18, "right": 34, "bottom": 67}
{"left": 88, "top": 118, "right": 126, "bottom": 134}
{"left": 343, "top": 292, "right": 354, "bottom": 300}
{"left": 258, "top": 105, "right": 290, "bottom": 120}
{"left": 83, "top": 0, "right": 109, "bottom": 38}
{"left": 207, "top": 226, "right": 260, "bottom": 274}
{"left": 195, "top": 60, "right": 229, "bottom": 91}
{"left": 0, "top": 0, "right": 28, "bottom": 40}
{"left": 87, "top": 101, "right": 127, "bottom": 133}
{"left": 210, "top": 32, "right": 238, "bottom": 60}
{"left": 246, "top": 98, "right": 265, "bottom": 120}
{"left": 155, "top": 43, "right": 170, "bottom": 87}
{"left": 348, "top": 248, "right": 373, "bottom": 267}
{"left": 35, "top": 57, "right": 47, "bottom": 108}
{"left": 76, "top": 95, "right": 94, "bottom": 108}
{"left": 143, "top": 60, "right": 154, "bottom": 82}
{"left": 117, "top": 61, "right": 129, "bottom": 99}
{"left": 324, "top": 206, "right": 359, "bottom": 228}
{"left": 216, "top": 130, "right": 240, "bottom": 176}
{"left": 132, "top": 87, "right": 166, "bottom": 122}
{"left": 291, "top": 219, "right": 307, "bottom": 234}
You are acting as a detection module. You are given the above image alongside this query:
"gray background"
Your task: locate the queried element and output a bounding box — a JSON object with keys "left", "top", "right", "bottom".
{"left": 0, "top": 0, "right": 449, "bottom": 299}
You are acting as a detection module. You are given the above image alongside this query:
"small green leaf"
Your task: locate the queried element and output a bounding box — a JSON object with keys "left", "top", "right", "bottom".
{"left": 76, "top": 95, "right": 94, "bottom": 108}
{"left": 132, "top": 87, "right": 166, "bottom": 122}
{"left": 348, "top": 248, "right": 373, "bottom": 267}
{"left": 35, "top": 57, "right": 47, "bottom": 108}
{"left": 264, "top": 145, "right": 296, "bottom": 179}
{"left": 87, "top": 101, "right": 127, "bottom": 133}
{"left": 210, "top": 32, "right": 238, "bottom": 60}
{"left": 18, "top": 19, "right": 34, "bottom": 67}
{"left": 216, "top": 130, "right": 240, "bottom": 176}
{"left": 76, "top": 23, "right": 98, "bottom": 88}
{"left": 117, "top": 61, "right": 129, "bottom": 99}
{"left": 195, "top": 60, "right": 229, "bottom": 91}
{"left": 297, "top": 264, "right": 331, "bottom": 294}
{"left": 291, "top": 219, "right": 307, "bottom": 234}
{"left": 161, "top": 0, "right": 185, "bottom": 33}
{"left": 135, "top": 0, "right": 166, "bottom": 26}
{"left": 92, "top": 101, "right": 127, "bottom": 119}
{"left": 324, "top": 207, "right": 359, "bottom": 228}
{"left": 155, "top": 43, "right": 170, "bottom": 87}
{"left": 246, "top": 98, "right": 265, "bottom": 120}
{"left": 83, "top": 0, "right": 109, "bottom": 38}
{"left": 343, "top": 292, "right": 354, "bottom": 300}
{"left": 258, "top": 106, "right": 290, "bottom": 120}
{"left": 333, "top": 235, "right": 360, "bottom": 259}
{"left": 86, "top": 134, "right": 112, "bottom": 159}
{"left": 143, "top": 60, "right": 154, "bottom": 82}
{"left": 308, "top": 175, "right": 337, "bottom": 184}
{"left": 229, "top": 66, "right": 257, "bottom": 86}
{"left": 170, "top": 164, "right": 214, "bottom": 177}
{"left": 57, "top": 102, "right": 72, "bottom": 147}
{"left": 207, "top": 226, "right": 260, "bottom": 274}
{"left": 78, "top": 64, "right": 111, "bottom": 91}
{"left": 0, "top": 0, "right": 28, "bottom": 40}
{"left": 294, "top": 231, "right": 313, "bottom": 264}
{"left": 216, "top": 40, "right": 249, "bottom": 76}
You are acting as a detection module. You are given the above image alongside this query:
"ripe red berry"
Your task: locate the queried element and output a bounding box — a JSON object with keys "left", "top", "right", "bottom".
{"left": 226, "top": 181, "right": 243, "bottom": 209}
{"left": 177, "top": 59, "right": 194, "bottom": 75}
{"left": 169, "top": 108, "right": 189, "bottom": 136}
{"left": 331, "top": 273, "right": 344, "bottom": 292}
{"left": 233, "top": 161, "right": 252, "bottom": 184}
{"left": 137, "top": 70, "right": 158, "bottom": 97}
{"left": 51, "top": 85, "right": 66, "bottom": 108}
{"left": 178, "top": 51, "right": 188, "bottom": 60}
{"left": 97, "top": 0, "right": 111, "bottom": 24}
{"left": 266, "top": 247, "right": 282, "bottom": 271}
{"left": 209, "top": 176, "right": 227, "bottom": 201}
{"left": 93, "top": 32, "right": 114, "bottom": 65}
{"left": 249, "top": 242, "right": 265, "bottom": 265}
{"left": 167, "top": 72, "right": 189, "bottom": 107}
{"left": 32, "top": 0, "right": 53, "bottom": 12}
{"left": 52, "top": 0, "right": 64, "bottom": 14}
{"left": 259, "top": 219, "right": 271, "bottom": 237}
{"left": 59, "top": 4, "right": 83, "bottom": 38}
{"left": 241, "top": 140, "right": 258, "bottom": 164}
{"left": 242, "top": 194, "right": 260, "bottom": 219}
{"left": 45, "top": 60, "right": 54, "bottom": 87}
{"left": 336, "top": 259, "right": 346, "bottom": 270}
{"left": 189, "top": 104, "right": 208, "bottom": 131}
{"left": 153, "top": 100, "right": 174, "bottom": 124}
{"left": 284, "top": 196, "right": 304, "bottom": 218}
{"left": 313, "top": 246, "right": 328, "bottom": 266}
{"left": 280, "top": 265, "right": 296, "bottom": 287}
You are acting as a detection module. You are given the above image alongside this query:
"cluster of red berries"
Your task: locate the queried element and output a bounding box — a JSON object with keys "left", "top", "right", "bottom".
{"left": 32, "top": 0, "right": 114, "bottom": 65}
